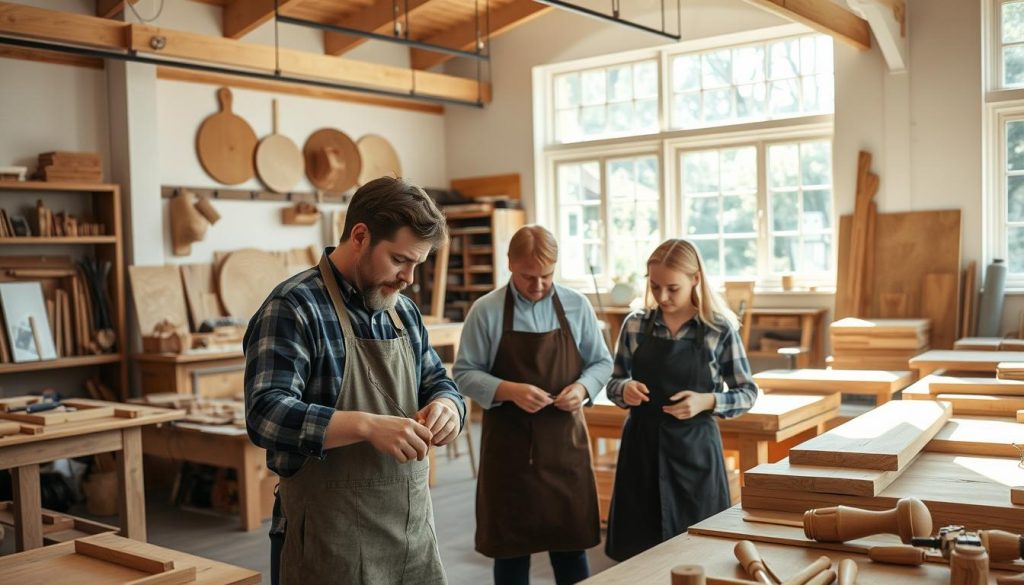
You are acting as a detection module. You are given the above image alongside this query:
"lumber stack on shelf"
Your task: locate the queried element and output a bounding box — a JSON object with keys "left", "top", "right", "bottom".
{"left": 829, "top": 318, "right": 930, "bottom": 370}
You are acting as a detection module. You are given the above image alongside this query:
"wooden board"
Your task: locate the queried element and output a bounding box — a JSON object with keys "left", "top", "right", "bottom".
{"left": 743, "top": 457, "right": 909, "bottom": 497}
{"left": 926, "top": 375, "right": 1024, "bottom": 396}
{"left": 752, "top": 369, "right": 912, "bottom": 395}
{"left": 128, "top": 265, "right": 189, "bottom": 336}
{"left": 905, "top": 390, "right": 1024, "bottom": 416}
{"left": 788, "top": 400, "right": 952, "bottom": 471}
{"left": 909, "top": 350, "right": 1024, "bottom": 373}
{"left": 196, "top": 87, "right": 257, "bottom": 185}
{"left": 954, "top": 337, "right": 1003, "bottom": 350}
{"left": 217, "top": 249, "right": 288, "bottom": 320}
{"left": 718, "top": 392, "right": 839, "bottom": 432}
{"left": 254, "top": 100, "right": 303, "bottom": 194}
{"left": 0, "top": 404, "right": 115, "bottom": 426}
{"left": 922, "top": 272, "right": 957, "bottom": 349}
{"left": 741, "top": 452, "right": 1024, "bottom": 535}
{"left": 962, "top": 261, "right": 977, "bottom": 338}
{"left": 179, "top": 263, "right": 225, "bottom": 330}
{"left": 835, "top": 210, "right": 962, "bottom": 347}
{"left": 924, "top": 416, "right": 1024, "bottom": 458}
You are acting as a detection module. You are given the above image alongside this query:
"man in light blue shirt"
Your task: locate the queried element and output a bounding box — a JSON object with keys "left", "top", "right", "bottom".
{"left": 454, "top": 225, "right": 612, "bottom": 585}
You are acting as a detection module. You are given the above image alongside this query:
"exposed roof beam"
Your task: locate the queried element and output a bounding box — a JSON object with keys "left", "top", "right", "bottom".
{"left": 741, "top": 0, "right": 871, "bottom": 50}
{"left": 324, "top": 0, "right": 435, "bottom": 56}
{"left": 847, "top": 0, "right": 905, "bottom": 71}
{"left": 223, "top": 0, "right": 299, "bottom": 39}
{"left": 96, "top": 0, "right": 138, "bottom": 19}
{"left": 410, "top": 0, "right": 551, "bottom": 70}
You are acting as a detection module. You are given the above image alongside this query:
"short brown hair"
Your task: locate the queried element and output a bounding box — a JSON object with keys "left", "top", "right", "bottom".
{"left": 508, "top": 225, "right": 558, "bottom": 265}
{"left": 341, "top": 177, "right": 448, "bottom": 248}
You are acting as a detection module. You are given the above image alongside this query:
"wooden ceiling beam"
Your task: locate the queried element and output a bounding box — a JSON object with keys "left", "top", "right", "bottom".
{"left": 410, "top": 0, "right": 551, "bottom": 70}
{"left": 96, "top": 0, "right": 138, "bottom": 19}
{"left": 324, "top": 0, "right": 436, "bottom": 56}
{"left": 740, "top": 0, "right": 871, "bottom": 50}
{"left": 223, "top": 0, "right": 300, "bottom": 39}
{"left": 0, "top": 2, "right": 125, "bottom": 48}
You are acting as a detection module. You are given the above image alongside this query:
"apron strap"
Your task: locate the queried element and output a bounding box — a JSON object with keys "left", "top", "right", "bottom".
{"left": 318, "top": 254, "right": 356, "bottom": 342}
{"left": 642, "top": 308, "right": 658, "bottom": 337}
{"left": 551, "top": 289, "right": 572, "bottom": 333}
{"left": 387, "top": 307, "right": 407, "bottom": 334}
{"left": 502, "top": 286, "right": 516, "bottom": 333}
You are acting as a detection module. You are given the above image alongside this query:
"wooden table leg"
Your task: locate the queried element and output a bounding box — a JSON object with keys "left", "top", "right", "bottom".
{"left": 118, "top": 426, "right": 147, "bottom": 541}
{"left": 12, "top": 463, "right": 42, "bottom": 551}
{"left": 799, "top": 316, "right": 814, "bottom": 369}
{"left": 736, "top": 436, "right": 768, "bottom": 474}
{"left": 238, "top": 443, "right": 264, "bottom": 532}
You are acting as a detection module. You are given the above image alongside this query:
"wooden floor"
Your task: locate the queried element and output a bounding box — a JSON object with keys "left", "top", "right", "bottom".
{"left": 1, "top": 437, "right": 618, "bottom": 583}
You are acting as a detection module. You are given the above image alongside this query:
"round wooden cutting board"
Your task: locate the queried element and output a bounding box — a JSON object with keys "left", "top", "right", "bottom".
{"left": 357, "top": 134, "right": 402, "bottom": 186}
{"left": 218, "top": 249, "right": 288, "bottom": 320}
{"left": 255, "top": 99, "right": 303, "bottom": 193}
{"left": 196, "top": 87, "right": 258, "bottom": 185}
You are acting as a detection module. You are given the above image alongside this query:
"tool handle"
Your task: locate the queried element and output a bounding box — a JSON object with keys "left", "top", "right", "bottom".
{"left": 949, "top": 545, "right": 988, "bottom": 585}
{"left": 837, "top": 559, "right": 858, "bottom": 585}
{"left": 733, "top": 540, "right": 773, "bottom": 584}
{"left": 867, "top": 545, "right": 926, "bottom": 566}
{"left": 804, "top": 569, "right": 836, "bottom": 585}
{"left": 980, "top": 529, "right": 1024, "bottom": 562}
{"left": 779, "top": 555, "right": 830, "bottom": 585}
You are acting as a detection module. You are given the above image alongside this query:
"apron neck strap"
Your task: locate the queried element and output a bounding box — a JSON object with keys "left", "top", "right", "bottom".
{"left": 319, "top": 253, "right": 356, "bottom": 338}
{"left": 646, "top": 308, "right": 706, "bottom": 348}
{"left": 503, "top": 285, "right": 571, "bottom": 332}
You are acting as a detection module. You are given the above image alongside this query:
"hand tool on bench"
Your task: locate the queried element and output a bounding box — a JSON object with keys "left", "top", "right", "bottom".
{"left": 803, "top": 497, "right": 932, "bottom": 544}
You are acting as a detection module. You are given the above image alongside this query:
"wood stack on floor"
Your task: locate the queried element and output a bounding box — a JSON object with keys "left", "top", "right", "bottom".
{"left": 829, "top": 318, "right": 930, "bottom": 370}
{"left": 32, "top": 151, "right": 103, "bottom": 183}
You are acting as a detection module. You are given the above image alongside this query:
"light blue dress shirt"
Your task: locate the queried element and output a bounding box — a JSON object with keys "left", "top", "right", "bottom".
{"left": 453, "top": 282, "right": 614, "bottom": 409}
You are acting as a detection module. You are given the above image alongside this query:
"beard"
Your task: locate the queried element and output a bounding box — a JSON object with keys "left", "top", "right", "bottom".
{"left": 356, "top": 253, "right": 406, "bottom": 311}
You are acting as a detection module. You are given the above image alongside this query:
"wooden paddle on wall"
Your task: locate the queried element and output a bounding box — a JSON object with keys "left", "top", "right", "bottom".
{"left": 196, "top": 87, "right": 258, "bottom": 185}
{"left": 255, "top": 99, "right": 303, "bottom": 193}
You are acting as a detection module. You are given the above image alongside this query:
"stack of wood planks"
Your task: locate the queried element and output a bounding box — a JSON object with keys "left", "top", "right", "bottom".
{"left": 829, "top": 318, "right": 930, "bottom": 370}
{"left": 997, "top": 362, "right": 1024, "bottom": 381}
{"left": 902, "top": 372, "right": 1024, "bottom": 416}
{"left": 33, "top": 151, "right": 103, "bottom": 183}
{"left": 741, "top": 400, "right": 1024, "bottom": 533}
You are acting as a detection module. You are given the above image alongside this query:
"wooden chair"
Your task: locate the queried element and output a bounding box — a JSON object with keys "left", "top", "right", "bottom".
{"left": 723, "top": 281, "right": 755, "bottom": 348}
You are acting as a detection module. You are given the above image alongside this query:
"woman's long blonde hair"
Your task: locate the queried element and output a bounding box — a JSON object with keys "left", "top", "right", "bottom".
{"left": 645, "top": 239, "right": 739, "bottom": 332}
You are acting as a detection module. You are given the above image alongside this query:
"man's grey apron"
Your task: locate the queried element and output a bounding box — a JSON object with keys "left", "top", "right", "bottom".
{"left": 278, "top": 255, "right": 446, "bottom": 585}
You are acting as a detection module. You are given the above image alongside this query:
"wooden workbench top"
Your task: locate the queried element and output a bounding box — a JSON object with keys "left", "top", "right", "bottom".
{"left": 753, "top": 368, "right": 913, "bottom": 393}
{"left": 133, "top": 349, "right": 244, "bottom": 363}
{"left": 0, "top": 400, "right": 183, "bottom": 448}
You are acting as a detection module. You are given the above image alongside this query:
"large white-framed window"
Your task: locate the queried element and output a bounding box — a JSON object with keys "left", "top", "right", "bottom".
{"left": 986, "top": 0, "right": 1024, "bottom": 288}
{"left": 553, "top": 60, "right": 660, "bottom": 144}
{"left": 535, "top": 24, "right": 835, "bottom": 289}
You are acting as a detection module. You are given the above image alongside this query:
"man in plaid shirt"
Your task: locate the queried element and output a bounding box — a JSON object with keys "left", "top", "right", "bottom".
{"left": 244, "top": 177, "right": 465, "bottom": 585}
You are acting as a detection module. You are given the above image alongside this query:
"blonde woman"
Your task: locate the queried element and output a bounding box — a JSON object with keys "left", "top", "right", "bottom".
{"left": 604, "top": 238, "right": 758, "bottom": 561}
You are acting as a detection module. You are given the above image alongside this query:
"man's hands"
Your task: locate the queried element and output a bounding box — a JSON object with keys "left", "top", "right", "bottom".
{"left": 363, "top": 398, "right": 460, "bottom": 463}
{"left": 553, "top": 383, "right": 587, "bottom": 412}
{"left": 506, "top": 383, "right": 554, "bottom": 413}
{"left": 416, "top": 398, "right": 460, "bottom": 447}
{"left": 662, "top": 390, "right": 715, "bottom": 420}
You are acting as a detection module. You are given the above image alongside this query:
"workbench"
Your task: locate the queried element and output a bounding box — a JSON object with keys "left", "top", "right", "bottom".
{"left": 752, "top": 368, "right": 913, "bottom": 404}
{"left": 0, "top": 399, "right": 182, "bottom": 551}
{"left": 142, "top": 421, "right": 275, "bottom": 532}
{"left": 0, "top": 532, "right": 260, "bottom": 584}
{"left": 584, "top": 391, "right": 841, "bottom": 521}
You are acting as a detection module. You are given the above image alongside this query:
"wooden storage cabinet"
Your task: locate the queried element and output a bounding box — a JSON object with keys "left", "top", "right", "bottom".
{"left": 135, "top": 351, "right": 244, "bottom": 398}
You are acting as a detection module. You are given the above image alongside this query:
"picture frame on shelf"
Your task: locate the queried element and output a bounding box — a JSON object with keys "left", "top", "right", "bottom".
{"left": 0, "top": 282, "right": 57, "bottom": 362}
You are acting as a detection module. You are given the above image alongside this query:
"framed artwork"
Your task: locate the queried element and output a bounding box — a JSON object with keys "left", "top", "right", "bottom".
{"left": 0, "top": 282, "right": 57, "bottom": 362}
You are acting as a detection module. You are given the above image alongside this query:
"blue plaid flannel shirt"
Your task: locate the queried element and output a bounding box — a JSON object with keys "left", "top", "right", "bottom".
{"left": 605, "top": 309, "right": 758, "bottom": 417}
{"left": 243, "top": 248, "right": 465, "bottom": 533}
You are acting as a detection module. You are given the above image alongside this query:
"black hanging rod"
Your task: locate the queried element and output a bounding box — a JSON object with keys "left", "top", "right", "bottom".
{"left": 534, "top": 0, "right": 682, "bottom": 41}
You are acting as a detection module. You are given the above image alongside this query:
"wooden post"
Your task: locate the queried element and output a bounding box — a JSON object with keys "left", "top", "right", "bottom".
{"left": 118, "top": 426, "right": 146, "bottom": 541}
{"left": 12, "top": 463, "right": 42, "bottom": 550}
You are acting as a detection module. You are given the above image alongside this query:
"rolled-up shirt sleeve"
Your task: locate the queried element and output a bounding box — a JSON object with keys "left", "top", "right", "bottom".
{"left": 711, "top": 324, "right": 758, "bottom": 419}
{"left": 244, "top": 296, "right": 334, "bottom": 460}
{"left": 452, "top": 301, "right": 504, "bottom": 409}
{"left": 605, "top": 312, "right": 642, "bottom": 409}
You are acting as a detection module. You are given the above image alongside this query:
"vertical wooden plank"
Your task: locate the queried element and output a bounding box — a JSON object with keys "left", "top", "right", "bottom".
{"left": 961, "top": 261, "right": 977, "bottom": 339}
{"left": 12, "top": 463, "right": 42, "bottom": 551}
{"left": 922, "top": 272, "right": 957, "bottom": 350}
{"left": 118, "top": 426, "right": 147, "bottom": 541}
{"left": 430, "top": 242, "right": 450, "bottom": 321}
{"left": 737, "top": 437, "right": 769, "bottom": 475}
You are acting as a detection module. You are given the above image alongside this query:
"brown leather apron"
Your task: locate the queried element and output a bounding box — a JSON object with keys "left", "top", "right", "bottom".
{"left": 278, "top": 255, "right": 446, "bottom": 585}
{"left": 475, "top": 286, "right": 601, "bottom": 558}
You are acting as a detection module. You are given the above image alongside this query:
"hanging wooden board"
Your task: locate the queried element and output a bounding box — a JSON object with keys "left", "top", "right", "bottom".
{"left": 196, "top": 87, "right": 257, "bottom": 185}
{"left": 255, "top": 99, "right": 303, "bottom": 194}
{"left": 179, "top": 263, "right": 225, "bottom": 330}
{"left": 218, "top": 249, "right": 288, "bottom": 321}
{"left": 128, "top": 265, "right": 189, "bottom": 336}
{"left": 788, "top": 400, "right": 952, "bottom": 471}
{"left": 356, "top": 134, "right": 401, "bottom": 186}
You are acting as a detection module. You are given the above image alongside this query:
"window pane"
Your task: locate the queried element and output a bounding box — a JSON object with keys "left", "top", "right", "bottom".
{"left": 1008, "top": 120, "right": 1024, "bottom": 171}
{"left": 694, "top": 239, "right": 721, "bottom": 277}
{"left": 769, "top": 79, "right": 800, "bottom": 116}
{"left": 636, "top": 99, "right": 658, "bottom": 132}
{"left": 556, "top": 110, "right": 581, "bottom": 142}
{"left": 1009, "top": 175, "right": 1024, "bottom": 222}
{"left": 722, "top": 194, "right": 757, "bottom": 233}
{"left": 1011, "top": 227, "right": 1024, "bottom": 273}
{"left": 583, "top": 205, "right": 601, "bottom": 238}
{"left": 610, "top": 240, "right": 639, "bottom": 282}
{"left": 802, "top": 74, "right": 834, "bottom": 114}
{"left": 733, "top": 46, "right": 765, "bottom": 83}
{"left": 1005, "top": 1, "right": 1024, "bottom": 43}
{"left": 702, "top": 50, "right": 732, "bottom": 88}
{"left": 768, "top": 144, "right": 800, "bottom": 188}
{"left": 562, "top": 205, "right": 582, "bottom": 237}
{"left": 636, "top": 200, "right": 659, "bottom": 239}
{"left": 608, "top": 65, "right": 633, "bottom": 102}
{"left": 555, "top": 73, "right": 580, "bottom": 108}
{"left": 634, "top": 61, "right": 658, "bottom": 99}
{"left": 1005, "top": 46, "right": 1024, "bottom": 87}
{"left": 581, "top": 70, "right": 606, "bottom": 105}
{"left": 608, "top": 102, "right": 635, "bottom": 132}
{"left": 673, "top": 55, "right": 701, "bottom": 92}
{"left": 802, "top": 234, "right": 832, "bottom": 272}
{"left": 703, "top": 87, "right": 733, "bottom": 122}
{"left": 686, "top": 198, "right": 720, "bottom": 235}
{"left": 637, "top": 156, "right": 659, "bottom": 196}
{"left": 801, "top": 141, "right": 832, "bottom": 186}
{"left": 581, "top": 105, "right": 607, "bottom": 135}
{"left": 672, "top": 92, "right": 701, "bottom": 128}
{"left": 769, "top": 39, "right": 799, "bottom": 80}
{"left": 816, "top": 36, "right": 834, "bottom": 74}
{"left": 558, "top": 164, "right": 582, "bottom": 202}
{"left": 720, "top": 147, "right": 756, "bottom": 193}
{"left": 682, "top": 151, "right": 719, "bottom": 193}
{"left": 584, "top": 243, "right": 603, "bottom": 274}
{"left": 803, "top": 189, "right": 833, "bottom": 230}
{"left": 772, "top": 235, "right": 798, "bottom": 272}
{"left": 736, "top": 83, "right": 766, "bottom": 120}
{"left": 581, "top": 162, "right": 601, "bottom": 200}
{"left": 610, "top": 200, "right": 637, "bottom": 238}
{"left": 771, "top": 192, "right": 799, "bottom": 231}
{"left": 608, "top": 159, "right": 636, "bottom": 198}
{"left": 724, "top": 238, "right": 757, "bottom": 277}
